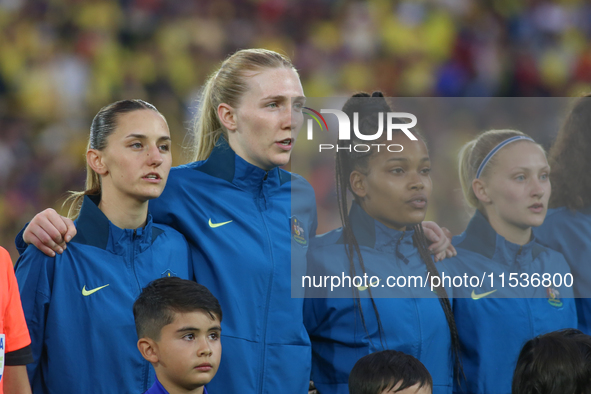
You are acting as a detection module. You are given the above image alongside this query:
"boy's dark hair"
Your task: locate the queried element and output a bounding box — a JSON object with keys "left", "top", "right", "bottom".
{"left": 512, "top": 329, "right": 591, "bottom": 394}
{"left": 133, "top": 277, "right": 222, "bottom": 340}
{"left": 348, "top": 350, "right": 433, "bottom": 394}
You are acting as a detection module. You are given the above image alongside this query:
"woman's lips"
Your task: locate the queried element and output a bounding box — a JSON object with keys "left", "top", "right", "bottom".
{"left": 407, "top": 197, "right": 427, "bottom": 209}
{"left": 142, "top": 173, "right": 162, "bottom": 183}
{"left": 529, "top": 203, "right": 544, "bottom": 213}
{"left": 276, "top": 138, "right": 293, "bottom": 151}
{"left": 407, "top": 194, "right": 428, "bottom": 209}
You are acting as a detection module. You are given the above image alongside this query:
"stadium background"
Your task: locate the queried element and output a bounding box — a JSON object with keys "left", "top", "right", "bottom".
{"left": 1, "top": 0, "right": 590, "bottom": 261}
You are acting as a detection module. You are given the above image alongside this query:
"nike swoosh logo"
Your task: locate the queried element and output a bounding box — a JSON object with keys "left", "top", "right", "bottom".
{"left": 471, "top": 289, "right": 497, "bottom": 300}
{"left": 358, "top": 279, "right": 380, "bottom": 291}
{"left": 208, "top": 219, "right": 233, "bottom": 228}
{"left": 82, "top": 284, "right": 110, "bottom": 296}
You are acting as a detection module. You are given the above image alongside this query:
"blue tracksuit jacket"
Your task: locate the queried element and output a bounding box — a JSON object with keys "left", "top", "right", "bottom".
{"left": 148, "top": 138, "right": 318, "bottom": 394}
{"left": 15, "top": 194, "right": 193, "bottom": 394}
{"left": 144, "top": 375, "right": 209, "bottom": 394}
{"left": 439, "top": 211, "right": 577, "bottom": 394}
{"left": 304, "top": 203, "right": 453, "bottom": 394}
{"left": 534, "top": 206, "right": 591, "bottom": 335}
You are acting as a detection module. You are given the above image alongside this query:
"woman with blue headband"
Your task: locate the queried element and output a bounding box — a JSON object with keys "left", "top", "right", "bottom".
{"left": 439, "top": 129, "right": 577, "bottom": 394}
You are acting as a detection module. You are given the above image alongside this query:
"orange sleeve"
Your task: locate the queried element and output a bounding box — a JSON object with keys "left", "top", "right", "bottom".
{"left": 1, "top": 247, "right": 31, "bottom": 353}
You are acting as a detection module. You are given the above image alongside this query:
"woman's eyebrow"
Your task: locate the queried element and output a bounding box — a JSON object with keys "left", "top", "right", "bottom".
{"left": 125, "top": 133, "right": 147, "bottom": 139}
{"left": 124, "top": 134, "right": 171, "bottom": 141}
{"left": 510, "top": 165, "right": 549, "bottom": 172}
{"left": 384, "top": 157, "right": 430, "bottom": 163}
{"left": 261, "top": 95, "right": 306, "bottom": 101}
{"left": 261, "top": 95, "right": 287, "bottom": 101}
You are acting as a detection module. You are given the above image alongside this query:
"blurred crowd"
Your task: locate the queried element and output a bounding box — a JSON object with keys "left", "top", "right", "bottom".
{"left": 1, "top": 0, "right": 590, "bottom": 260}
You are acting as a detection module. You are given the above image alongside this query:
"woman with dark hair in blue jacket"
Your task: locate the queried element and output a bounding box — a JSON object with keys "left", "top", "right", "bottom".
{"left": 304, "top": 92, "right": 460, "bottom": 394}
{"left": 439, "top": 129, "right": 577, "bottom": 394}
{"left": 534, "top": 94, "right": 591, "bottom": 336}
{"left": 15, "top": 99, "right": 193, "bottom": 394}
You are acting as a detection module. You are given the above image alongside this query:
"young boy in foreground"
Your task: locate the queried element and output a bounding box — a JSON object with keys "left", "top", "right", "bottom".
{"left": 134, "top": 277, "right": 222, "bottom": 394}
{"left": 348, "top": 350, "right": 433, "bottom": 394}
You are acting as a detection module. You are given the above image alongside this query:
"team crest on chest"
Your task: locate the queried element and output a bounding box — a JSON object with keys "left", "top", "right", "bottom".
{"left": 546, "top": 286, "right": 563, "bottom": 308}
{"left": 290, "top": 216, "right": 307, "bottom": 246}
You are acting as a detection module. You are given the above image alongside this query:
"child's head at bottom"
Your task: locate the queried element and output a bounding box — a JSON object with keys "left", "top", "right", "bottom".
{"left": 133, "top": 277, "right": 222, "bottom": 393}
{"left": 349, "top": 350, "right": 433, "bottom": 394}
{"left": 512, "top": 328, "right": 591, "bottom": 394}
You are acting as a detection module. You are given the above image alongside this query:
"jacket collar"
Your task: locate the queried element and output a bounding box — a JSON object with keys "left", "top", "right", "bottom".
{"left": 455, "top": 210, "right": 546, "bottom": 266}
{"left": 345, "top": 202, "right": 416, "bottom": 255}
{"left": 195, "top": 137, "right": 291, "bottom": 194}
{"left": 72, "top": 194, "right": 161, "bottom": 254}
{"left": 147, "top": 375, "right": 208, "bottom": 394}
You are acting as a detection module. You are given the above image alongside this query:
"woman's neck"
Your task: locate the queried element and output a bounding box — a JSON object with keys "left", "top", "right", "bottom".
{"left": 484, "top": 211, "right": 532, "bottom": 246}
{"left": 98, "top": 189, "right": 148, "bottom": 230}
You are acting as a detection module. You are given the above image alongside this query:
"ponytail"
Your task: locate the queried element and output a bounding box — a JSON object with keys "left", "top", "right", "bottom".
{"left": 190, "top": 48, "right": 295, "bottom": 162}
{"left": 63, "top": 99, "right": 161, "bottom": 219}
{"left": 62, "top": 141, "right": 101, "bottom": 219}
{"left": 336, "top": 144, "right": 385, "bottom": 350}
{"left": 192, "top": 71, "right": 226, "bottom": 162}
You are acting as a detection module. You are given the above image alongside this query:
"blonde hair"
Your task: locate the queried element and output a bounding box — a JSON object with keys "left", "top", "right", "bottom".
{"left": 63, "top": 99, "right": 161, "bottom": 219}
{"left": 191, "top": 48, "right": 295, "bottom": 162}
{"left": 458, "top": 129, "right": 536, "bottom": 211}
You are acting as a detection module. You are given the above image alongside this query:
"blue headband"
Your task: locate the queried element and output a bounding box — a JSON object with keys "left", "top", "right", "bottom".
{"left": 475, "top": 136, "right": 535, "bottom": 179}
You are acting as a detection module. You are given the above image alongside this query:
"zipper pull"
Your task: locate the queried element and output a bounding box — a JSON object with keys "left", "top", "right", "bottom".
{"left": 396, "top": 231, "right": 410, "bottom": 265}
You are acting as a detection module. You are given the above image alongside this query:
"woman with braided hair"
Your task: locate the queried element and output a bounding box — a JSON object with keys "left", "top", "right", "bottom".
{"left": 304, "top": 92, "right": 460, "bottom": 394}
{"left": 439, "top": 129, "right": 577, "bottom": 394}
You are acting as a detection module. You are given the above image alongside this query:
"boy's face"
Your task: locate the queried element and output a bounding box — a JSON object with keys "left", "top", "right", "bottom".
{"left": 383, "top": 383, "right": 432, "bottom": 394}
{"left": 155, "top": 310, "right": 221, "bottom": 391}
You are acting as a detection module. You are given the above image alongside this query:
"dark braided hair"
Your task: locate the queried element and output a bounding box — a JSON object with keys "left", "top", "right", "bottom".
{"left": 335, "top": 91, "right": 463, "bottom": 381}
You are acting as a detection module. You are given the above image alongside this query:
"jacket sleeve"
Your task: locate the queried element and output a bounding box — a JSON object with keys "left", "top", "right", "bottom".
{"left": 14, "top": 246, "right": 54, "bottom": 393}
{"left": 14, "top": 223, "right": 29, "bottom": 256}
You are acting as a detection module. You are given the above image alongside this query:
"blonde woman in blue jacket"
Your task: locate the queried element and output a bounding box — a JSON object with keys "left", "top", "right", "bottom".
{"left": 15, "top": 49, "right": 316, "bottom": 394}
{"left": 439, "top": 129, "right": 577, "bottom": 394}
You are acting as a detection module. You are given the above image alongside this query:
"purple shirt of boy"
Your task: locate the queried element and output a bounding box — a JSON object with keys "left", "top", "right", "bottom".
{"left": 144, "top": 377, "right": 209, "bottom": 394}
